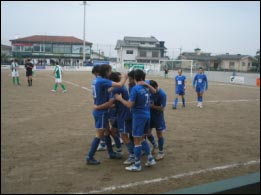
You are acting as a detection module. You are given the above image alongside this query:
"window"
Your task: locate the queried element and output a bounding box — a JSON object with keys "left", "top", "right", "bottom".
{"left": 72, "top": 45, "right": 82, "bottom": 54}
{"left": 140, "top": 51, "right": 146, "bottom": 57}
{"left": 45, "top": 44, "right": 52, "bottom": 53}
{"left": 152, "top": 51, "right": 159, "bottom": 58}
{"left": 140, "top": 42, "right": 145, "bottom": 45}
{"left": 23, "top": 46, "right": 32, "bottom": 52}
{"left": 33, "top": 44, "right": 41, "bottom": 52}
{"left": 13, "top": 46, "right": 21, "bottom": 52}
{"left": 241, "top": 62, "right": 246, "bottom": 66}
{"left": 53, "top": 44, "right": 71, "bottom": 54}
{"left": 126, "top": 50, "right": 133, "bottom": 54}
{"left": 229, "top": 62, "right": 235, "bottom": 69}
{"left": 64, "top": 45, "right": 71, "bottom": 53}
{"left": 248, "top": 63, "right": 251, "bottom": 67}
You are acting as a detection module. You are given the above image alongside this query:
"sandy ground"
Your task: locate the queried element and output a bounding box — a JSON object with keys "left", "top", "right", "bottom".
{"left": 1, "top": 69, "right": 260, "bottom": 194}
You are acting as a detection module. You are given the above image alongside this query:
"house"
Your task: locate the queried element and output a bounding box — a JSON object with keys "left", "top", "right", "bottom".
{"left": 115, "top": 36, "right": 168, "bottom": 64}
{"left": 180, "top": 48, "right": 255, "bottom": 72}
{"left": 10, "top": 35, "right": 92, "bottom": 65}
{"left": 1, "top": 44, "right": 12, "bottom": 56}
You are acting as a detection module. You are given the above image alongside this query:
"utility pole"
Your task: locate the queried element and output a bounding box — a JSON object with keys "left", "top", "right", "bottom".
{"left": 82, "top": 1, "right": 87, "bottom": 66}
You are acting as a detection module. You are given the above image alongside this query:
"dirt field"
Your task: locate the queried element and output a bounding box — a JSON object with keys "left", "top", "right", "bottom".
{"left": 1, "top": 69, "right": 260, "bottom": 194}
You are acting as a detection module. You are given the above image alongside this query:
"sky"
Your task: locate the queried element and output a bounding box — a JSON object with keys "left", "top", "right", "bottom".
{"left": 1, "top": 1, "right": 260, "bottom": 58}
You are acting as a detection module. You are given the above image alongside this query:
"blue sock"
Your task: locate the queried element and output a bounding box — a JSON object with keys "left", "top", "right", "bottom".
{"left": 199, "top": 96, "right": 202, "bottom": 102}
{"left": 104, "top": 135, "right": 114, "bottom": 155}
{"left": 158, "top": 137, "right": 164, "bottom": 152}
{"left": 147, "top": 135, "right": 156, "bottom": 146}
{"left": 134, "top": 145, "right": 142, "bottom": 167}
{"left": 182, "top": 98, "right": 185, "bottom": 105}
{"left": 197, "top": 96, "right": 200, "bottom": 102}
{"left": 141, "top": 140, "right": 151, "bottom": 156}
{"left": 112, "top": 135, "right": 121, "bottom": 150}
{"left": 126, "top": 142, "right": 134, "bottom": 156}
{"left": 174, "top": 98, "right": 178, "bottom": 108}
{"left": 87, "top": 137, "right": 100, "bottom": 160}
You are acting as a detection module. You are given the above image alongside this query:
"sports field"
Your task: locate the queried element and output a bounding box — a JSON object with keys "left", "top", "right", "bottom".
{"left": 1, "top": 69, "right": 260, "bottom": 194}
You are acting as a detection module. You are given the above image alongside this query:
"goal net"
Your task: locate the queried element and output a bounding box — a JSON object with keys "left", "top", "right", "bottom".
{"left": 159, "top": 60, "right": 194, "bottom": 78}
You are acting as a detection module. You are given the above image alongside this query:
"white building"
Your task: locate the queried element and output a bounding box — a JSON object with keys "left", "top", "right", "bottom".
{"left": 115, "top": 36, "right": 168, "bottom": 64}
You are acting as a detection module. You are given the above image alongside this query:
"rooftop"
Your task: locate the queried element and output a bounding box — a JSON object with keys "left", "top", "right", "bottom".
{"left": 10, "top": 35, "right": 92, "bottom": 45}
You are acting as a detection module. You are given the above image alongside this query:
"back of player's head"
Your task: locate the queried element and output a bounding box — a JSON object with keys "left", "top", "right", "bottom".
{"left": 56, "top": 61, "right": 59, "bottom": 65}
{"left": 92, "top": 65, "right": 100, "bottom": 75}
{"left": 109, "top": 72, "right": 121, "bottom": 82}
{"left": 149, "top": 80, "right": 158, "bottom": 89}
{"left": 134, "top": 69, "right": 146, "bottom": 82}
{"left": 199, "top": 67, "right": 203, "bottom": 70}
{"left": 128, "top": 70, "right": 135, "bottom": 79}
{"left": 99, "top": 64, "right": 112, "bottom": 78}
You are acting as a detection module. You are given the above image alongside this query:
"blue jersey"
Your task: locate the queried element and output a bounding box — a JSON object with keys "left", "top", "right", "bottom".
{"left": 110, "top": 86, "right": 132, "bottom": 120}
{"left": 92, "top": 76, "right": 112, "bottom": 114}
{"left": 129, "top": 84, "right": 150, "bottom": 118}
{"left": 193, "top": 73, "right": 208, "bottom": 89}
{"left": 150, "top": 88, "right": 167, "bottom": 115}
{"left": 175, "top": 75, "right": 186, "bottom": 90}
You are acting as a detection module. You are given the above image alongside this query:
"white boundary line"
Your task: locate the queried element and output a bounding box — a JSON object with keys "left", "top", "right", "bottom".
{"left": 46, "top": 75, "right": 92, "bottom": 92}
{"left": 167, "top": 99, "right": 260, "bottom": 105}
{"left": 80, "top": 160, "right": 260, "bottom": 194}
{"left": 50, "top": 77, "right": 260, "bottom": 105}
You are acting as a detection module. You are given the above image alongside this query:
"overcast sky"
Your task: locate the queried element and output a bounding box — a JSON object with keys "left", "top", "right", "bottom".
{"left": 1, "top": 1, "right": 260, "bottom": 58}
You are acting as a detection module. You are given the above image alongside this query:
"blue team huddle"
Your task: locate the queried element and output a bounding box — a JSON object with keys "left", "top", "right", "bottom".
{"left": 86, "top": 64, "right": 208, "bottom": 172}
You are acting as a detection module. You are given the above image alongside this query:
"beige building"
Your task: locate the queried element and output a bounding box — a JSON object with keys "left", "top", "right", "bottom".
{"left": 180, "top": 49, "right": 256, "bottom": 72}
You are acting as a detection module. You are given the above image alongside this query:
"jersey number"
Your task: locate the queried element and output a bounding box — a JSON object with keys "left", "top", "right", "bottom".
{"left": 92, "top": 85, "right": 97, "bottom": 98}
{"left": 145, "top": 94, "right": 149, "bottom": 106}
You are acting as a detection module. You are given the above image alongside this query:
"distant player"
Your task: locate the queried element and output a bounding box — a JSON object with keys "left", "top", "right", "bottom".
{"left": 25, "top": 59, "right": 34, "bottom": 86}
{"left": 10, "top": 59, "right": 20, "bottom": 85}
{"left": 173, "top": 69, "right": 186, "bottom": 109}
{"left": 51, "top": 62, "right": 67, "bottom": 92}
{"left": 115, "top": 69, "right": 156, "bottom": 172}
{"left": 163, "top": 65, "right": 169, "bottom": 79}
{"left": 193, "top": 67, "right": 208, "bottom": 108}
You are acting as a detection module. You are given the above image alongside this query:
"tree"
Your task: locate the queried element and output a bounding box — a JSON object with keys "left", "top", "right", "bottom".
{"left": 253, "top": 50, "right": 260, "bottom": 72}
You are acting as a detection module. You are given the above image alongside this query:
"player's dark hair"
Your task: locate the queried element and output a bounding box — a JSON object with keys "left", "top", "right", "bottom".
{"left": 99, "top": 64, "right": 111, "bottom": 78}
{"left": 128, "top": 70, "right": 135, "bottom": 79}
{"left": 109, "top": 72, "right": 121, "bottom": 82}
{"left": 92, "top": 65, "right": 100, "bottom": 75}
{"left": 149, "top": 80, "right": 158, "bottom": 89}
{"left": 199, "top": 67, "right": 203, "bottom": 70}
{"left": 134, "top": 69, "right": 145, "bottom": 82}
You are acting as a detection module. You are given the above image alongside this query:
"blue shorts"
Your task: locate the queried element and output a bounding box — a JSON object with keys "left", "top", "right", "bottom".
{"left": 196, "top": 86, "right": 205, "bottom": 93}
{"left": 176, "top": 88, "right": 185, "bottom": 95}
{"left": 93, "top": 111, "right": 109, "bottom": 129}
{"left": 118, "top": 119, "right": 132, "bottom": 134}
{"left": 132, "top": 117, "right": 150, "bottom": 137}
{"left": 150, "top": 113, "right": 166, "bottom": 131}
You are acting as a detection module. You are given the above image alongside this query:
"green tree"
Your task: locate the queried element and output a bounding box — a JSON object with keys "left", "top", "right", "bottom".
{"left": 252, "top": 50, "right": 260, "bottom": 72}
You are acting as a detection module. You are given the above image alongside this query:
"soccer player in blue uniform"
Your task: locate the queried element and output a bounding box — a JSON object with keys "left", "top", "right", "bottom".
{"left": 115, "top": 69, "right": 156, "bottom": 172}
{"left": 193, "top": 67, "right": 208, "bottom": 108}
{"left": 93, "top": 72, "right": 135, "bottom": 165}
{"left": 173, "top": 69, "right": 186, "bottom": 109}
{"left": 86, "top": 65, "right": 128, "bottom": 165}
{"left": 148, "top": 80, "right": 167, "bottom": 160}
{"left": 109, "top": 72, "right": 134, "bottom": 165}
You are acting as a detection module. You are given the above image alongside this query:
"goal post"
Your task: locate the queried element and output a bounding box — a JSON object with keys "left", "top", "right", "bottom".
{"left": 159, "top": 60, "right": 194, "bottom": 78}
